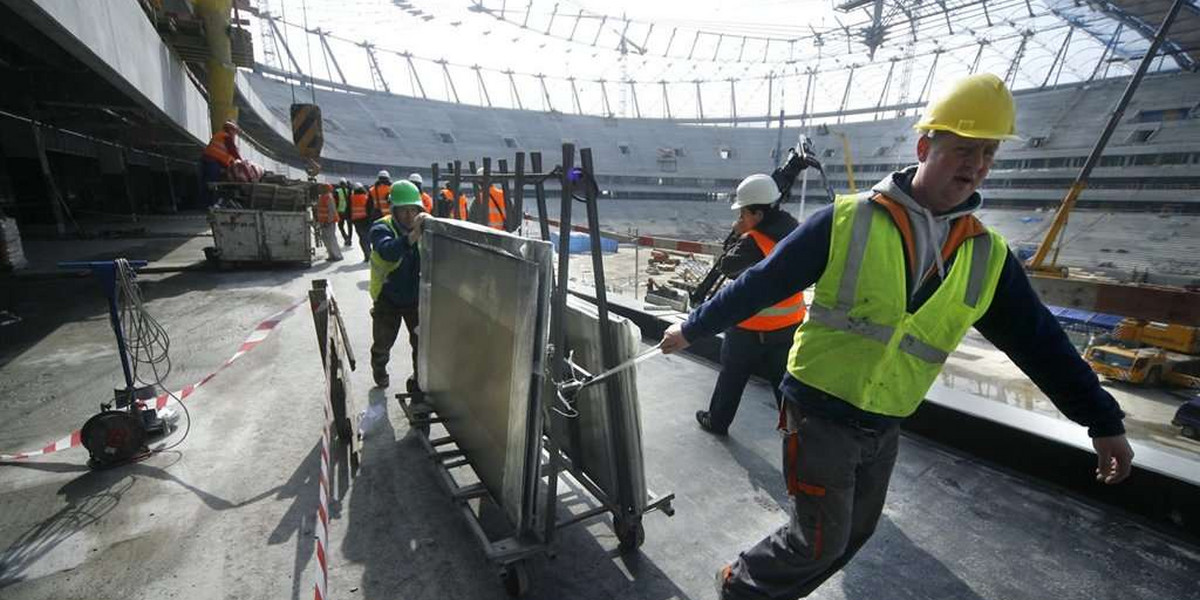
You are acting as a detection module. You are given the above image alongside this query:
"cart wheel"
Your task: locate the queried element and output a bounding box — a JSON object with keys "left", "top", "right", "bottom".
{"left": 615, "top": 516, "right": 645, "bottom": 553}
{"left": 1183, "top": 425, "right": 1197, "bottom": 439}
{"left": 501, "top": 561, "right": 530, "bottom": 598}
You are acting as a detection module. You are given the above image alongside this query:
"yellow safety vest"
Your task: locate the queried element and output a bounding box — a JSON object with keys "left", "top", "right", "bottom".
{"left": 787, "top": 195, "right": 1007, "bottom": 417}
{"left": 369, "top": 215, "right": 404, "bottom": 301}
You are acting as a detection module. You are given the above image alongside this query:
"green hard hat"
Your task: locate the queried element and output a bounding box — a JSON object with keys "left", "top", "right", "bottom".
{"left": 390, "top": 180, "right": 423, "bottom": 208}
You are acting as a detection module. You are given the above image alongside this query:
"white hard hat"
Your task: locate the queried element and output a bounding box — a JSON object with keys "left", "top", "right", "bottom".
{"left": 378, "top": 170, "right": 390, "bottom": 179}
{"left": 408, "top": 173, "right": 423, "bottom": 185}
{"left": 730, "top": 174, "right": 778, "bottom": 210}
{"left": 476, "top": 167, "right": 485, "bottom": 176}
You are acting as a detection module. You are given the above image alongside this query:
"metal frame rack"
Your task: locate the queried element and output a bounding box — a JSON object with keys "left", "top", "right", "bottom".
{"left": 397, "top": 143, "right": 674, "bottom": 597}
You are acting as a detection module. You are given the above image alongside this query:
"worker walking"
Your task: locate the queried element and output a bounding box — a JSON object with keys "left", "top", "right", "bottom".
{"left": 369, "top": 170, "right": 393, "bottom": 221}
{"left": 314, "top": 183, "right": 343, "bottom": 262}
{"left": 349, "top": 182, "right": 372, "bottom": 260}
{"left": 408, "top": 173, "right": 434, "bottom": 214}
{"left": 659, "top": 74, "right": 1133, "bottom": 600}
{"left": 695, "top": 173, "right": 805, "bottom": 436}
{"left": 369, "top": 180, "right": 427, "bottom": 389}
{"left": 199, "top": 120, "right": 242, "bottom": 206}
{"left": 336, "top": 177, "right": 353, "bottom": 247}
{"left": 476, "top": 168, "right": 508, "bottom": 231}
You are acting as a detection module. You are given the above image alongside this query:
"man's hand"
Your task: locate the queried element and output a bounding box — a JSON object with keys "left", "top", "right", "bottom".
{"left": 1093, "top": 434, "right": 1134, "bottom": 484}
{"left": 407, "top": 212, "right": 428, "bottom": 244}
{"left": 660, "top": 322, "right": 690, "bottom": 355}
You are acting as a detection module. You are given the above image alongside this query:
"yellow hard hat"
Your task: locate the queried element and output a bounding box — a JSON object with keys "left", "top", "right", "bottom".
{"left": 914, "top": 73, "right": 1019, "bottom": 141}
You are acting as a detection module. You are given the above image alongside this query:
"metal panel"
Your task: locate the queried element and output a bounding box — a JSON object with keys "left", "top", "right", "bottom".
{"left": 552, "top": 296, "right": 648, "bottom": 514}
{"left": 418, "top": 218, "right": 553, "bottom": 535}
{"left": 259, "top": 210, "right": 313, "bottom": 262}
{"left": 208, "top": 209, "right": 262, "bottom": 261}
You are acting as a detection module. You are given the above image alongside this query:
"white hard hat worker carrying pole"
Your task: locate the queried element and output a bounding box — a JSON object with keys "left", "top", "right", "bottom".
{"left": 661, "top": 73, "right": 1133, "bottom": 600}
{"left": 694, "top": 173, "right": 806, "bottom": 436}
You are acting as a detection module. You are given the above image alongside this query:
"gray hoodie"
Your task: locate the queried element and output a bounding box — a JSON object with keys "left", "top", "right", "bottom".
{"left": 870, "top": 166, "right": 983, "bottom": 295}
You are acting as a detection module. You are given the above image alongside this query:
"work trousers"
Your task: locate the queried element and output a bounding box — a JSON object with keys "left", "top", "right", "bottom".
{"left": 353, "top": 220, "right": 372, "bottom": 259}
{"left": 706, "top": 325, "right": 796, "bottom": 434}
{"left": 724, "top": 403, "right": 900, "bottom": 600}
{"left": 370, "top": 297, "right": 419, "bottom": 382}
{"left": 338, "top": 213, "right": 353, "bottom": 246}
{"left": 318, "top": 222, "right": 343, "bottom": 260}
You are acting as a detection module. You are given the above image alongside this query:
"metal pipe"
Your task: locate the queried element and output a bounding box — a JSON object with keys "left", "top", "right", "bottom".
{"left": 1029, "top": 0, "right": 1186, "bottom": 273}
{"left": 531, "top": 152, "right": 551, "bottom": 242}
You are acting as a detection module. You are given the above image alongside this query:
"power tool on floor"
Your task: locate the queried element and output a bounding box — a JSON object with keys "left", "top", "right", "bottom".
{"left": 59, "top": 259, "right": 173, "bottom": 467}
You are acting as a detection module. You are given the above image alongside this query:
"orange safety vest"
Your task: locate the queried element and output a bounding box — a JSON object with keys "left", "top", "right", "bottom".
{"left": 738, "top": 229, "right": 807, "bottom": 331}
{"left": 203, "top": 131, "right": 235, "bottom": 167}
{"left": 315, "top": 190, "right": 340, "bottom": 223}
{"left": 420, "top": 191, "right": 433, "bottom": 213}
{"left": 482, "top": 186, "right": 506, "bottom": 230}
{"left": 457, "top": 194, "right": 469, "bottom": 220}
{"left": 350, "top": 191, "right": 369, "bottom": 221}
{"left": 370, "top": 183, "right": 392, "bottom": 217}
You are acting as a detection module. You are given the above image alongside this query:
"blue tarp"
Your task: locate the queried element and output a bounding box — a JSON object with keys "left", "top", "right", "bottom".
{"left": 1047, "top": 305, "right": 1124, "bottom": 330}
{"left": 550, "top": 231, "right": 618, "bottom": 254}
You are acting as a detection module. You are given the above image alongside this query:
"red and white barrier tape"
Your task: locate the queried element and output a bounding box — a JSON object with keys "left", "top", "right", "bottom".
{"left": 0, "top": 298, "right": 306, "bottom": 461}
{"left": 522, "top": 213, "right": 724, "bottom": 255}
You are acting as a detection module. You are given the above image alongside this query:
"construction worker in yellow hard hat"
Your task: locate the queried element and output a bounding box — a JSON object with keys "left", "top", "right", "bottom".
{"left": 661, "top": 73, "right": 1132, "bottom": 600}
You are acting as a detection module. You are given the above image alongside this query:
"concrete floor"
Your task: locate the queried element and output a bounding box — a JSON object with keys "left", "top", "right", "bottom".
{"left": 2, "top": 223, "right": 1199, "bottom": 599}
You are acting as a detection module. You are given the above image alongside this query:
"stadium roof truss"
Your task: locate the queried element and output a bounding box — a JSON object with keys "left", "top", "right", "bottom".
{"left": 248, "top": 0, "right": 1198, "bottom": 122}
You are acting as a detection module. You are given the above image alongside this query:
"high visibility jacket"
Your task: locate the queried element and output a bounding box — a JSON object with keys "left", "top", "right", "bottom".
{"left": 737, "top": 229, "right": 806, "bottom": 331}
{"left": 482, "top": 186, "right": 506, "bottom": 230}
{"left": 315, "top": 190, "right": 340, "bottom": 223}
{"left": 203, "top": 131, "right": 237, "bottom": 167}
{"left": 456, "top": 194, "right": 469, "bottom": 220}
{"left": 370, "top": 183, "right": 392, "bottom": 217}
{"left": 420, "top": 191, "right": 433, "bottom": 213}
{"left": 350, "top": 192, "right": 369, "bottom": 221}
{"left": 788, "top": 194, "right": 1007, "bottom": 417}
{"left": 335, "top": 187, "right": 349, "bottom": 213}
{"left": 369, "top": 215, "right": 402, "bottom": 301}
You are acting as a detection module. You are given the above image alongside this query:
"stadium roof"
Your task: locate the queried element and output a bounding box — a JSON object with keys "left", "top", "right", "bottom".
{"left": 246, "top": 0, "right": 1197, "bottom": 121}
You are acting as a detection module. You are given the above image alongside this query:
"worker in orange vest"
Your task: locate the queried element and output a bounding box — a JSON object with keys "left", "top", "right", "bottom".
{"left": 475, "top": 168, "right": 507, "bottom": 231}
{"left": 349, "top": 182, "right": 373, "bottom": 260}
{"left": 369, "top": 170, "right": 393, "bottom": 220}
{"left": 408, "top": 173, "right": 433, "bottom": 213}
{"left": 440, "top": 184, "right": 469, "bottom": 220}
{"left": 200, "top": 121, "right": 242, "bottom": 206}
{"left": 695, "top": 173, "right": 804, "bottom": 435}
{"left": 314, "top": 182, "right": 344, "bottom": 262}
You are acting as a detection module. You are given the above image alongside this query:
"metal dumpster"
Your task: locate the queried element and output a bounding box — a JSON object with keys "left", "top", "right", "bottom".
{"left": 207, "top": 208, "right": 313, "bottom": 266}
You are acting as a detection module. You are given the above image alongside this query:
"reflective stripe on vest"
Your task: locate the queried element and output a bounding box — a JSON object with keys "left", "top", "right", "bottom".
{"left": 203, "top": 131, "right": 235, "bottom": 166}
{"left": 316, "top": 191, "right": 340, "bottom": 223}
{"left": 350, "top": 192, "right": 369, "bottom": 220}
{"left": 371, "top": 183, "right": 392, "bottom": 216}
{"left": 787, "top": 195, "right": 1007, "bottom": 417}
{"left": 738, "top": 229, "right": 807, "bottom": 331}
{"left": 369, "top": 215, "right": 403, "bottom": 301}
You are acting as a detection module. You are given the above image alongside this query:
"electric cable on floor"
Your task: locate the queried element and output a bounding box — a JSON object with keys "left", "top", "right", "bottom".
{"left": 114, "top": 259, "right": 191, "bottom": 455}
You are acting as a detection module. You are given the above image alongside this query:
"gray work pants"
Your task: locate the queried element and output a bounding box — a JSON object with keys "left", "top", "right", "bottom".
{"left": 723, "top": 403, "right": 900, "bottom": 600}
{"left": 319, "top": 222, "right": 343, "bottom": 260}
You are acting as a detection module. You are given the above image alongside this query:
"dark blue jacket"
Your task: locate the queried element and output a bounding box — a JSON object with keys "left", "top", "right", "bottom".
{"left": 370, "top": 218, "right": 420, "bottom": 307}
{"left": 683, "top": 201, "right": 1126, "bottom": 438}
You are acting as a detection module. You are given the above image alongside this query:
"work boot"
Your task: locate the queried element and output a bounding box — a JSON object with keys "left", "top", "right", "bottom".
{"left": 696, "top": 411, "right": 727, "bottom": 436}
{"left": 714, "top": 564, "right": 733, "bottom": 599}
{"left": 374, "top": 371, "right": 390, "bottom": 388}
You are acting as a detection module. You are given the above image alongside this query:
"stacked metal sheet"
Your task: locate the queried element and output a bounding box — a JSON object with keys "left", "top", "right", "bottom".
{"left": 551, "top": 296, "right": 648, "bottom": 515}
{"left": 417, "top": 218, "right": 553, "bottom": 535}
{"left": 0, "top": 217, "right": 27, "bottom": 270}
